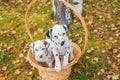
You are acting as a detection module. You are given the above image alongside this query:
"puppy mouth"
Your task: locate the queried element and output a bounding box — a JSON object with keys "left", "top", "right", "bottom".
{"left": 39, "top": 55, "right": 43, "bottom": 58}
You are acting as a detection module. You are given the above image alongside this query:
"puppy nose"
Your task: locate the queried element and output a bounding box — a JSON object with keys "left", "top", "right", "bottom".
{"left": 61, "top": 41, "right": 64, "bottom": 46}
{"left": 40, "top": 55, "right": 43, "bottom": 58}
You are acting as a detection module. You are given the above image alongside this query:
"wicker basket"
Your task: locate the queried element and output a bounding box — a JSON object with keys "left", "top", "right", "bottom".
{"left": 27, "top": 42, "right": 81, "bottom": 80}
{"left": 25, "top": 0, "right": 88, "bottom": 80}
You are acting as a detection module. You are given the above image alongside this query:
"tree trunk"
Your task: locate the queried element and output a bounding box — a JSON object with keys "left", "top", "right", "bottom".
{"left": 52, "top": 0, "right": 72, "bottom": 26}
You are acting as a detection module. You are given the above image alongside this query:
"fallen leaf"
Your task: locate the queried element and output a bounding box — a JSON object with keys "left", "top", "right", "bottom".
{"left": 108, "top": 60, "right": 111, "bottom": 64}
{"left": 93, "top": 57, "right": 98, "bottom": 62}
{"left": 77, "top": 37, "right": 82, "bottom": 44}
{"left": 102, "top": 49, "right": 106, "bottom": 53}
{"left": 28, "top": 71, "right": 33, "bottom": 75}
{"left": 0, "top": 73, "right": 4, "bottom": 77}
{"left": 11, "top": 30, "right": 16, "bottom": 34}
{"left": 2, "top": 66, "right": 7, "bottom": 71}
{"left": 87, "top": 48, "right": 94, "bottom": 53}
{"left": 86, "top": 56, "right": 90, "bottom": 59}
{"left": 113, "top": 49, "right": 118, "bottom": 53}
{"left": 112, "top": 63, "right": 119, "bottom": 71}
{"left": 14, "top": 69, "right": 20, "bottom": 75}
{"left": 0, "top": 77, "right": 5, "bottom": 80}
{"left": 28, "top": 76, "right": 32, "bottom": 80}
{"left": 112, "top": 74, "right": 119, "bottom": 80}
{"left": 7, "top": 46, "right": 12, "bottom": 50}
{"left": 73, "top": 68, "right": 80, "bottom": 73}
{"left": 12, "top": 60, "right": 16, "bottom": 64}
{"left": 107, "top": 75, "right": 112, "bottom": 79}
{"left": 19, "top": 53, "right": 24, "bottom": 58}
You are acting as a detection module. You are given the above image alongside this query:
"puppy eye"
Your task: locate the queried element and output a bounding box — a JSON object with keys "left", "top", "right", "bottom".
{"left": 54, "top": 35, "right": 58, "bottom": 39}
{"left": 63, "top": 33, "right": 65, "bottom": 36}
{"left": 42, "top": 48, "right": 45, "bottom": 50}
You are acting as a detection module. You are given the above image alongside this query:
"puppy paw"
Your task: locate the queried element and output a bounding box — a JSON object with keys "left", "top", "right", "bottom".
{"left": 62, "top": 62, "right": 68, "bottom": 67}
{"left": 55, "top": 66, "right": 61, "bottom": 72}
{"left": 70, "top": 56, "right": 74, "bottom": 61}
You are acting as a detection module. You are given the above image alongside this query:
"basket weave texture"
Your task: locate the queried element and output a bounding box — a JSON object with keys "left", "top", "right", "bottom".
{"left": 27, "top": 42, "right": 81, "bottom": 80}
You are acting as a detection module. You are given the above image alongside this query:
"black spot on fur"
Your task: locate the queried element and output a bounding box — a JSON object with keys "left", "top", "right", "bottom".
{"left": 56, "top": 54, "right": 58, "bottom": 56}
{"left": 44, "top": 41, "right": 48, "bottom": 45}
{"left": 73, "top": 2, "right": 79, "bottom": 5}
{"left": 46, "top": 29, "right": 52, "bottom": 38}
{"left": 63, "top": 25, "right": 68, "bottom": 32}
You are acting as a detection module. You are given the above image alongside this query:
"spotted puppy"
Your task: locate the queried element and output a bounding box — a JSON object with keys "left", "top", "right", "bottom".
{"left": 29, "top": 39, "right": 54, "bottom": 68}
{"left": 46, "top": 24, "right": 74, "bottom": 72}
{"left": 73, "top": 0, "right": 83, "bottom": 14}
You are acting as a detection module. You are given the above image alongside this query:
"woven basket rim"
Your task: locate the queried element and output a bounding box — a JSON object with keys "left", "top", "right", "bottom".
{"left": 27, "top": 42, "right": 81, "bottom": 72}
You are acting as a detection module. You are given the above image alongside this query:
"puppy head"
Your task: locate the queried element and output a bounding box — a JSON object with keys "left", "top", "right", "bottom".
{"left": 46, "top": 24, "right": 69, "bottom": 46}
{"left": 29, "top": 40, "right": 49, "bottom": 57}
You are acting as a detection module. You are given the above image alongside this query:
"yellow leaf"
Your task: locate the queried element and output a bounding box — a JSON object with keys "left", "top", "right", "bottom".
{"left": 28, "top": 77, "right": 32, "bottom": 80}
{"left": 95, "top": 41, "right": 100, "bottom": 45}
{"left": 2, "top": 66, "right": 7, "bottom": 71}
{"left": 112, "top": 74, "right": 119, "bottom": 80}
{"left": 0, "top": 77, "right": 5, "bottom": 80}
{"left": 12, "top": 60, "right": 16, "bottom": 64}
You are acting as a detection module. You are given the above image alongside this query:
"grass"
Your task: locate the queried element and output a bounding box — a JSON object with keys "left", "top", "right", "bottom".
{"left": 0, "top": 0, "right": 120, "bottom": 80}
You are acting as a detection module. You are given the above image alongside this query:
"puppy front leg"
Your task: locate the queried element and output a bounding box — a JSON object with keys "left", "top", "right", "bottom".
{"left": 69, "top": 46, "right": 74, "bottom": 61}
{"left": 62, "top": 50, "right": 69, "bottom": 67}
{"left": 53, "top": 49, "right": 61, "bottom": 72}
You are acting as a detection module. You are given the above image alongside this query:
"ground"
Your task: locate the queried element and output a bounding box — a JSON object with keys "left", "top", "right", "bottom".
{"left": 0, "top": 0, "right": 120, "bottom": 80}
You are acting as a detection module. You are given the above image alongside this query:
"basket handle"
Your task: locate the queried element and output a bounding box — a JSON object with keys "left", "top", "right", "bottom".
{"left": 59, "top": 0, "right": 88, "bottom": 59}
{"left": 25, "top": 0, "right": 88, "bottom": 61}
{"left": 25, "top": 0, "right": 37, "bottom": 42}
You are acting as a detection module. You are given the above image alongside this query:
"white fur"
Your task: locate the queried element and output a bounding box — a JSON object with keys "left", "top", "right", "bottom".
{"left": 73, "top": 0, "right": 83, "bottom": 15}
{"left": 47, "top": 24, "right": 74, "bottom": 72}
{"left": 29, "top": 39, "right": 54, "bottom": 68}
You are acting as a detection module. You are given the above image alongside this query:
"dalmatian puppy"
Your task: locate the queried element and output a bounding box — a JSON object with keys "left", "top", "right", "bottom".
{"left": 73, "top": 0, "right": 83, "bottom": 15}
{"left": 29, "top": 39, "right": 54, "bottom": 68}
{"left": 46, "top": 24, "right": 74, "bottom": 72}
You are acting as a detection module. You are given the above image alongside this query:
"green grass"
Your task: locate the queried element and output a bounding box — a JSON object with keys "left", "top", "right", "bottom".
{"left": 0, "top": 0, "right": 120, "bottom": 80}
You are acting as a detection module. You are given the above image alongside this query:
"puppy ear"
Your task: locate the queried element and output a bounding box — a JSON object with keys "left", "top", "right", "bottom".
{"left": 44, "top": 41, "right": 48, "bottom": 45}
{"left": 63, "top": 24, "right": 69, "bottom": 32}
{"left": 43, "top": 41, "right": 50, "bottom": 48}
{"left": 29, "top": 42, "right": 35, "bottom": 53}
{"left": 46, "top": 28, "right": 52, "bottom": 38}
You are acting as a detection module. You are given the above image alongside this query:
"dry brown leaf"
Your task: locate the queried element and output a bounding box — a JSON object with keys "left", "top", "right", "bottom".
{"left": 113, "top": 49, "right": 118, "bottom": 53}
{"left": 106, "top": 13, "right": 112, "bottom": 19}
{"left": 0, "top": 73, "right": 4, "bottom": 77}
{"left": 11, "top": 30, "right": 16, "bottom": 34}
{"left": 77, "top": 37, "right": 82, "bottom": 44}
{"left": 112, "top": 63, "right": 119, "bottom": 71}
{"left": 19, "top": 53, "right": 24, "bottom": 58}
{"left": 73, "top": 68, "right": 80, "bottom": 73}
{"left": 12, "top": 60, "right": 16, "bottom": 64}
{"left": 87, "top": 48, "right": 94, "bottom": 53}
{"left": 112, "top": 74, "right": 119, "bottom": 80}
{"left": 87, "top": 49, "right": 92, "bottom": 53}
{"left": 102, "top": 49, "right": 106, "bottom": 53}
{"left": 7, "top": 46, "right": 12, "bottom": 50}
{"left": 14, "top": 69, "right": 20, "bottom": 75}
{"left": 34, "top": 31, "right": 37, "bottom": 36}
{"left": 2, "top": 66, "right": 7, "bottom": 71}
{"left": 28, "top": 76, "right": 32, "bottom": 80}
{"left": 108, "top": 60, "right": 111, "bottom": 64}
{"left": 107, "top": 75, "right": 112, "bottom": 79}
{"left": 0, "top": 77, "right": 5, "bottom": 80}
{"left": 93, "top": 57, "right": 98, "bottom": 62}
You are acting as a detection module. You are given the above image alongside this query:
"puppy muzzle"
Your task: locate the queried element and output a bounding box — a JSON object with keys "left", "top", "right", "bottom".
{"left": 61, "top": 41, "right": 65, "bottom": 46}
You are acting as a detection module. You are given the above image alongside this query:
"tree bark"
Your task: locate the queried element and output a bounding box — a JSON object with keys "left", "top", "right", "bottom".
{"left": 52, "top": 0, "right": 72, "bottom": 26}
